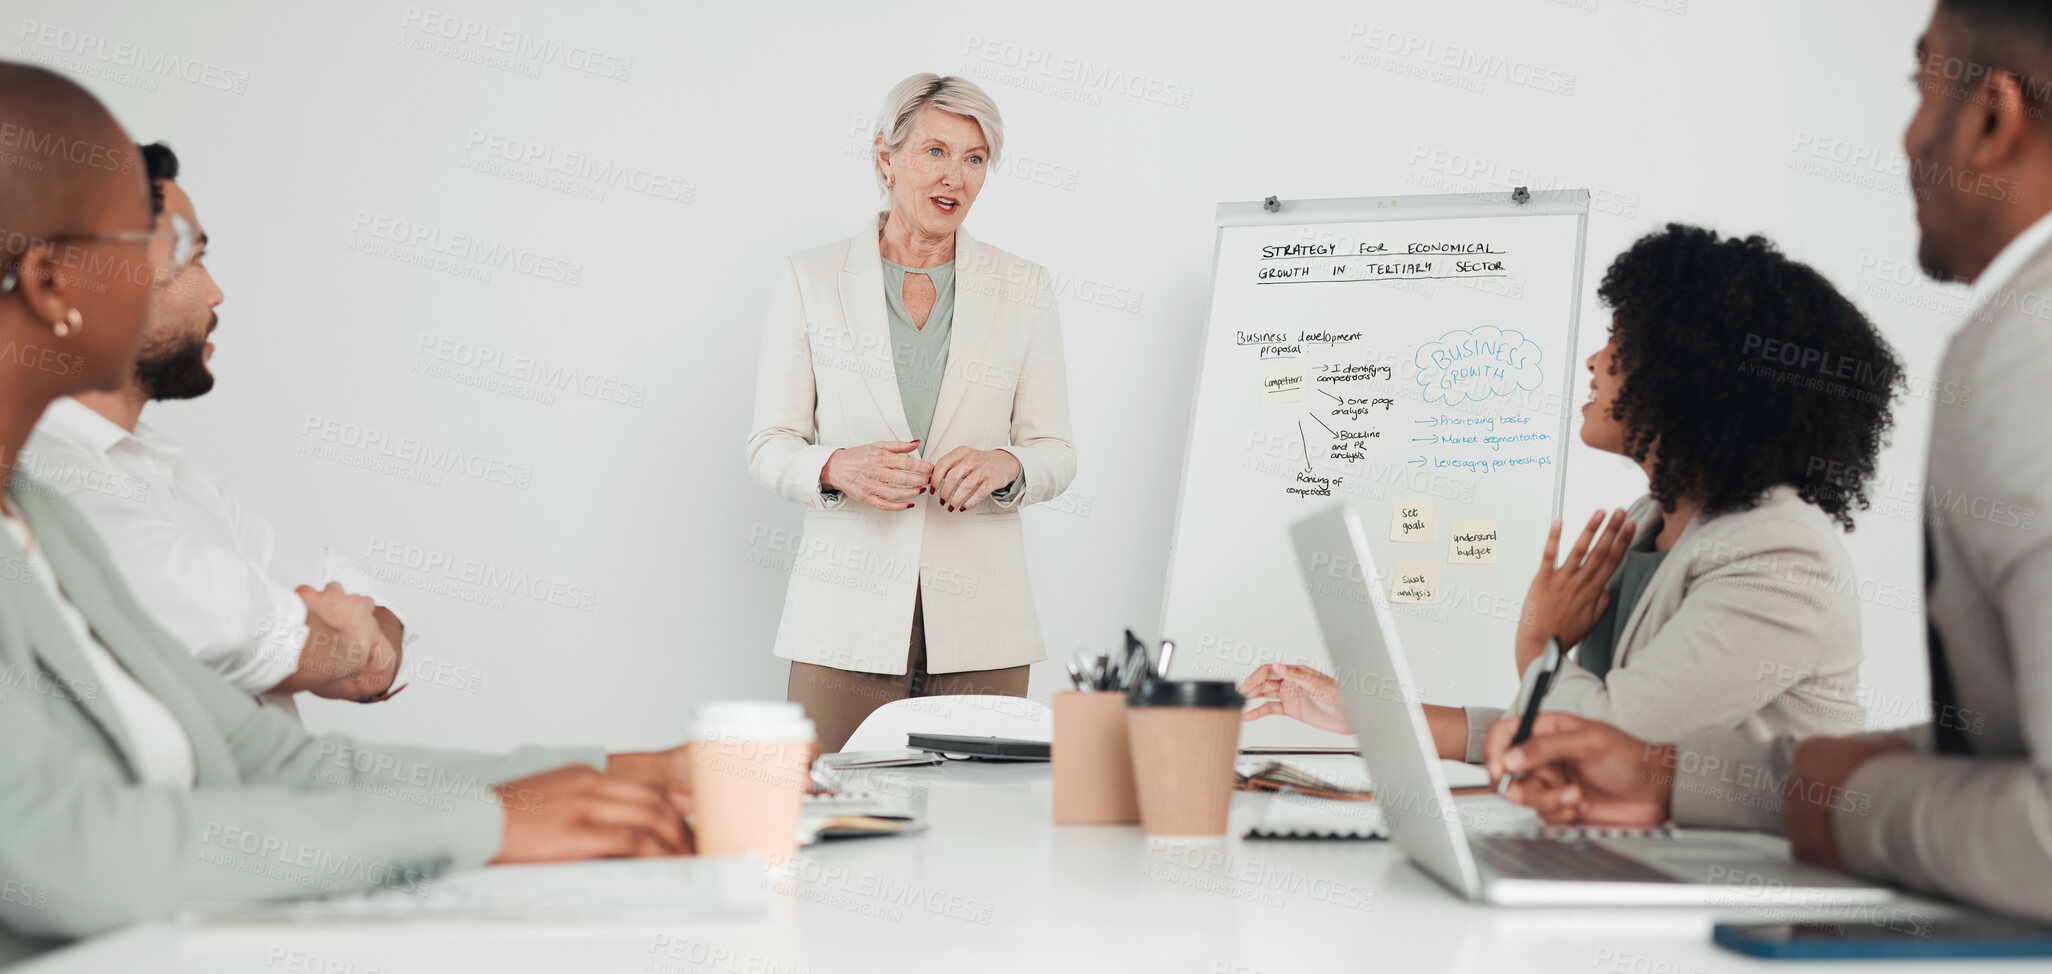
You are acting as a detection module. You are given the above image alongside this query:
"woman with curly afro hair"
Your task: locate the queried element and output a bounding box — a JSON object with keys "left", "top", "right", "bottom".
{"left": 1244, "top": 224, "right": 1902, "bottom": 763}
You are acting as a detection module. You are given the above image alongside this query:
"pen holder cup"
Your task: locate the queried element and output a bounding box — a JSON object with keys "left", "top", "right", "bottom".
{"left": 1052, "top": 691, "right": 1141, "bottom": 825}
{"left": 1124, "top": 681, "right": 1245, "bottom": 837}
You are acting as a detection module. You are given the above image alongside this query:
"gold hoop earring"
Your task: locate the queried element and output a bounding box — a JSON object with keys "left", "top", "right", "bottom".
{"left": 54, "top": 308, "right": 82, "bottom": 338}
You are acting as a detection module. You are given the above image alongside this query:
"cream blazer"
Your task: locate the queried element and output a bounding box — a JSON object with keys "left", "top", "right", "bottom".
{"left": 746, "top": 215, "right": 1075, "bottom": 675}
{"left": 1461, "top": 485, "right": 1867, "bottom": 760}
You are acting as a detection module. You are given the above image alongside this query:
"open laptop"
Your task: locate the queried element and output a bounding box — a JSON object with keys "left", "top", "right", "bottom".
{"left": 1291, "top": 504, "right": 1892, "bottom": 907}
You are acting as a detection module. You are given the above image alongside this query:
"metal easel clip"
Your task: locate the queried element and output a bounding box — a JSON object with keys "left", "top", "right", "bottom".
{"left": 1263, "top": 195, "right": 1281, "bottom": 213}
{"left": 1511, "top": 186, "right": 1531, "bottom": 205}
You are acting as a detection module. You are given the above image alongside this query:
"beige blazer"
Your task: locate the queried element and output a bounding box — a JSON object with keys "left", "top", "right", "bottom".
{"left": 1463, "top": 486, "right": 1867, "bottom": 760}
{"left": 746, "top": 215, "right": 1076, "bottom": 675}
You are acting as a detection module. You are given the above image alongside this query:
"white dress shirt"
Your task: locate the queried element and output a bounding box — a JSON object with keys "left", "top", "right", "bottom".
{"left": 0, "top": 508, "right": 196, "bottom": 788}
{"left": 20, "top": 398, "right": 414, "bottom": 702}
{"left": 1966, "top": 208, "right": 2052, "bottom": 321}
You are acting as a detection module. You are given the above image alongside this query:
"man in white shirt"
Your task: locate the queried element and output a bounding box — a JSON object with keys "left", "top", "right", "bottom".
{"left": 20, "top": 142, "right": 406, "bottom": 708}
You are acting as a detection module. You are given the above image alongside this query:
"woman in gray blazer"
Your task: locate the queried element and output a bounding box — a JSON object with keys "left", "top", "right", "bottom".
{"left": 0, "top": 69, "right": 692, "bottom": 966}
{"left": 1243, "top": 224, "right": 1903, "bottom": 760}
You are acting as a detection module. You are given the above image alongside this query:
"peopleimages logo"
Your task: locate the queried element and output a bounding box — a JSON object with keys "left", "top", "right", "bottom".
{"left": 462, "top": 129, "right": 694, "bottom": 204}
{"left": 298, "top": 413, "right": 535, "bottom": 489}
{"left": 364, "top": 535, "right": 599, "bottom": 612}
{"left": 16, "top": 20, "right": 251, "bottom": 94}
{"left": 398, "top": 7, "right": 633, "bottom": 80}
{"left": 350, "top": 211, "right": 584, "bottom": 285}
{"left": 1344, "top": 23, "right": 1578, "bottom": 96}
{"left": 960, "top": 35, "right": 1194, "bottom": 109}
{"left": 415, "top": 332, "right": 648, "bottom": 407}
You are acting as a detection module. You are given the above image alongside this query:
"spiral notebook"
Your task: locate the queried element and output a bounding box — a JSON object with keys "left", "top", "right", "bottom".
{"left": 1247, "top": 790, "right": 1392, "bottom": 840}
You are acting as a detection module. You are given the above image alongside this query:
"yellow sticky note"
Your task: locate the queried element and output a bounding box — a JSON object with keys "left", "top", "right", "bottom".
{"left": 1390, "top": 560, "right": 1440, "bottom": 604}
{"left": 1390, "top": 499, "right": 1438, "bottom": 543}
{"left": 1447, "top": 520, "right": 1499, "bottom": 564}
{"left": 1262, "top": 362, "right": 1305, "bottom": 403}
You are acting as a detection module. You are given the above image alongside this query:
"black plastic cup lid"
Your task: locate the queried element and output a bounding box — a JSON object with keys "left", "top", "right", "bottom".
{"left": 1127, "top": 679, "right": 1245, "bottom": 709}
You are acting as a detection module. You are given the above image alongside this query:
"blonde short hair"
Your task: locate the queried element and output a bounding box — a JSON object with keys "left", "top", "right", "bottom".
{"left": 872, "top": 73, "right": 1004, "bottom": 195}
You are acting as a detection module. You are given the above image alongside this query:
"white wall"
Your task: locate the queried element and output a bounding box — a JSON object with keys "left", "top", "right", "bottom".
{"left": 14, "top": 0, "right": 1952, "bottom": 751}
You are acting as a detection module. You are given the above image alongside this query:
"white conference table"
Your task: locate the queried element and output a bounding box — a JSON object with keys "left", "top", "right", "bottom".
{"left": 23, "top": 760, "right": 2035, "bottom": 974}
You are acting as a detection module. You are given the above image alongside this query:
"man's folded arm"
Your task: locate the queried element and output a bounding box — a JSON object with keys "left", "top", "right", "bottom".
{"left": 99, "top": 519, "right": 310, "bottom": 694}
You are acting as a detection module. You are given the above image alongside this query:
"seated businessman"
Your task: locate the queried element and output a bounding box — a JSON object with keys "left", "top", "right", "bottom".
{"left": 20, "top": 141, "right": 408, "bottom": 711}
{"left": 1485, "top": 0, "right": 2052, "bottom": 924}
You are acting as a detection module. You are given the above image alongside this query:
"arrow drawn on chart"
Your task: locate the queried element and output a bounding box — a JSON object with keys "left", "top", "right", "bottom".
{"left": 1296, "top": 422, "right": 1312, "bottom": 472}
{"left": 1306, "top": 411, "right": 1338, "bottom": 437}
{"left": 1319, "top": 388, "right": 1343, "bottom": 404}
{"left": 1411, "top": 435, "right": 1439, "bottom": 444}
{"left": 1408, "top": 456, "right": 1428, "bottom": 467}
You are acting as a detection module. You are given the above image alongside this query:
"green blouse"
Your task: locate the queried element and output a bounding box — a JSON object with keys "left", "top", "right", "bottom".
{"left": 876, "top": 257, "right": 1022, "bottom": 502}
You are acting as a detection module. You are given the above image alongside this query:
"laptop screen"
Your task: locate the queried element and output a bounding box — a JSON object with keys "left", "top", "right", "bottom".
{"left": 1292, "top": 504, "right": 1485, "bottom": 898}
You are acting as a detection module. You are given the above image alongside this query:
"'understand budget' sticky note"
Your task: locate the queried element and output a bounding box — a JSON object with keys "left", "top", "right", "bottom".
{"left": 1447, "top": 520, "right": 1499, "bottom": 564}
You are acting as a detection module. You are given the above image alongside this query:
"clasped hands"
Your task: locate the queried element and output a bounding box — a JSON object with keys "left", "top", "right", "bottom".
{"left": 291, "top": 583, "right": 407, "bottom": 702}
{"left": 822, "top": 439, "right": 1020, "bottom": 512}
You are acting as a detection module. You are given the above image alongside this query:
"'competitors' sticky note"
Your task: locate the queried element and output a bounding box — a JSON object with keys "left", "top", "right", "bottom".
{"left": 1262, "top": 362, "right": 1305, "bottom": 403}
{"left": 1390, "top": 560, "right": 1440, "bottom": 604}
{"left": 1447, "top": 520, "right": 1499, "bottom": 564}
{"left": 1390, "top": 499, "right": 1438, "bottom": 543}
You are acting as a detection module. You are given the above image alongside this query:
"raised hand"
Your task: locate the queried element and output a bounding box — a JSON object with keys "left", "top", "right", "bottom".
{"left": 1515, "top": 508, "right": 1636, "bottom": 674}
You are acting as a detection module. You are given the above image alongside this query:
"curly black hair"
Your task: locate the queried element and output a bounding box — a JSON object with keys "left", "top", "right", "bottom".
{"left": 1597, "top": 224, "right": 1901, "bottom": 531}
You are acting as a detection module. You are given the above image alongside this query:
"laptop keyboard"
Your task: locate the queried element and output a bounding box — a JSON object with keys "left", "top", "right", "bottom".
{"left": 1470, "top": 836, "right": 1680, "bottom": 884}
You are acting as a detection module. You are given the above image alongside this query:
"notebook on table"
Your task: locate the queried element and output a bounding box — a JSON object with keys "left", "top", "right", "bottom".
{"left": 906, "top": 733, "right": 1050, "bottom": 761}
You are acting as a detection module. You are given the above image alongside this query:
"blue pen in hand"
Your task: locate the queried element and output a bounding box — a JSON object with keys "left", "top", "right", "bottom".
{"left": 1497, "top": 636, "right": 1565, "bottom": 797}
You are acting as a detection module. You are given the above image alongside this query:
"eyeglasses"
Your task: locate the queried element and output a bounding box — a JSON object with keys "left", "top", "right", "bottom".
{"left": 0, "top": 212, "right": 198, "bottom": 293}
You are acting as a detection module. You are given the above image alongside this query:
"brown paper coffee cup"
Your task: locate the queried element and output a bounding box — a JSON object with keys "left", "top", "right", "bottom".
{"left": 1125, "top": 681, "right": 1244, "bottom": 837}
{"left": 1053, "top": 691, "right": 1140, "bottom": 824}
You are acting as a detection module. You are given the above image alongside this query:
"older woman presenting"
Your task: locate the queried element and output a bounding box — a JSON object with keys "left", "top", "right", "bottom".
{"left": 747, "top": 74, "right": 1076, "bottom": 752}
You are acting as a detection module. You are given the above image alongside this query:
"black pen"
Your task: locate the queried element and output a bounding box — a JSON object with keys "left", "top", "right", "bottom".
{"left": 1497, "top": 636, "right": 1565, "bottom": 797}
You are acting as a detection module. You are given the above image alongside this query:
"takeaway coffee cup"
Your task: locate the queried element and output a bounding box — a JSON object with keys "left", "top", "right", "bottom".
{"left": 1124, "top": 680, "right": 1245, "bottom": 837}
{"left": 1052, "top": 690, "right": 1141, "bottom": 824}
{"left": 686, "top": 701, "right": 816, "bottom": 863}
